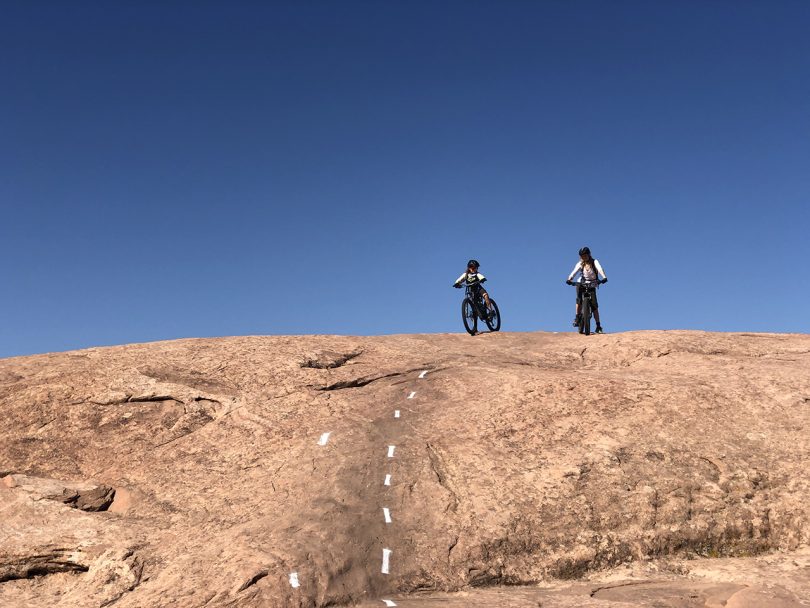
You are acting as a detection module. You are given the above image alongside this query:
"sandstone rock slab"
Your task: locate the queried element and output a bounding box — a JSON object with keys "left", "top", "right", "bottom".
{"left": 1, "top": 331, "right": 808, "bottom": 606}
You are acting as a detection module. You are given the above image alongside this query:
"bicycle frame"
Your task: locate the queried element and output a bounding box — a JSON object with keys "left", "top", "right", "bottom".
{"left": 571, "top": 280, "right": 601, "bottom": 335}
{"left": 577, "top": 280, "right": 599, "bottom": 299}
{"left": 464, "top": 283, "right": 488, "bottom": 316}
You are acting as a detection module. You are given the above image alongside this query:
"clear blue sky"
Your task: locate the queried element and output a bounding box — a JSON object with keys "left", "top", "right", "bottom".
{"left": 2, "top": 1, "right": 809, "bottom": 358}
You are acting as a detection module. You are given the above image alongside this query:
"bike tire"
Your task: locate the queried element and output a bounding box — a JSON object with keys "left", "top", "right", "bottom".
{"left": 485, "top": 299, "right": 501, "bottom": 331}
{"left": 462, "top": 298, "right": 477, "bottom": 335}
{"left": 581, "top": 297, "right": 591, "bottom": 336}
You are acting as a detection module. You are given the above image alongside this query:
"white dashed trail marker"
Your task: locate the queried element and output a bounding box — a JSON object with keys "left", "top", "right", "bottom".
{"left": 289, "top": 572, "right": 300, "bottom": 588}
{"left": 394, "top": 410, "right": 400, "bottom": 418}
{"left": 383, "top": 507, "right": 392, "bottom": 523}
{"left": 383, "top": 601, "right": 397, "bottom": 607}
{"left": 381, "top": 548, "right": 392, "bottom": 574}
{"left": 317, "top": 432, "right": 331, "bottom": 446}
{"left": 384, "top": 474, "right": 392, "bottom": 486}
{"left": 418, "top": 370, "right": 428, "bottom": 379}
{"left": 387, "top": 445, "right": 396, "bottom": 458}
{"left": 407, "top": 391, "right": 416, "bottom": 399}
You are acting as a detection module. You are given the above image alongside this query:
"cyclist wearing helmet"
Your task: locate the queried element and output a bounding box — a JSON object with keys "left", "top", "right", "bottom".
{"left": 453, "top": 259, "right": 492, "bottom": 315}
{"left": 566, "top": 246, "right": 608, "bottom": 333}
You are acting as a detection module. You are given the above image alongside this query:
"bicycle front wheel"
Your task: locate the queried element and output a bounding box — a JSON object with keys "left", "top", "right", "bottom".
{"left": 485, "top": 299, "right": 501, "bottom": 331}
{"left": 581, "top": 297, "right": 591, "bottom": 336}
{"left": 461, "top": 298, "right": 477, "bottom": 335}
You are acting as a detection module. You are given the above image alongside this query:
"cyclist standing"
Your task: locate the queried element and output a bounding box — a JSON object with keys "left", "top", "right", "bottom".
{"left": 566, "top": 247, "right": 608, "bottom": 333}
{"left": 453, "top": 259, "right": 492, "bottom": 316}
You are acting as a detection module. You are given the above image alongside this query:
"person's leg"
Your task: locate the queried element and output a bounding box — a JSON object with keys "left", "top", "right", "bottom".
{"left": 472, "top": 285, "right": 488, "bottom": 315}
{"left": 573, "top": 286, "right": 582, "bottom": 325}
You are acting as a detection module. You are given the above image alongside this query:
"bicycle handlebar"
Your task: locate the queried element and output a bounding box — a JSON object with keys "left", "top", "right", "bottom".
{"left": 455, "top": 279, "right": 486, "bottom": 288}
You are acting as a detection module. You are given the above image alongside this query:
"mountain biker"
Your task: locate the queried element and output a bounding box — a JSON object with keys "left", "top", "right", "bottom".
{"left": 566, "top": 246, "right": 608, "bottom": 334}
{"left": 453, "top": 259, "right": 492, "bottom": 316}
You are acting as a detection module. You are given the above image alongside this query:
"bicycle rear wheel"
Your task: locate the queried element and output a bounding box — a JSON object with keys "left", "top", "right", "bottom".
{"left": 581, "top": 297, "right": 591, "bottom": 335}
{"left": 485, "top": 299, "right": 501, "bottom": 331}
{"left": 462, "top": 298, "right": 477, "bottom": 335}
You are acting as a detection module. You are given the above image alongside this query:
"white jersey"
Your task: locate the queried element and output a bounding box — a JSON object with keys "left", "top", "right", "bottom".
{"left": 567, "top": 259, "right": 606, "bottom": 283}
{"left": 455, "top": 272, "right": 486, "bottom": 286}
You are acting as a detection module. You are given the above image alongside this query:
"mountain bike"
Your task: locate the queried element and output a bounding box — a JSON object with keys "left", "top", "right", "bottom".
{"left": 571, "top": 280, "right": 601, "bottom": 335}
{"left": 460, "top": 282, "right": 501, "bottom": 335}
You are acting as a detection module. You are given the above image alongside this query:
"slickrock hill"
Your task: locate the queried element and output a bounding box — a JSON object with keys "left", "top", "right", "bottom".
{"left": 1, "top": 331, "right": 809, "bottom": 608}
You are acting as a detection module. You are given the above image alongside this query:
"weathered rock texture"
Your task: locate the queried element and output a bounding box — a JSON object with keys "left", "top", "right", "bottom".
{"left": 1, "top": 331, "right": 809, "bottom": 607}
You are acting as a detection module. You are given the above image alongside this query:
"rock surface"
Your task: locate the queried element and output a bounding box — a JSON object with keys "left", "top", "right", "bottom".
{"left": 0, "top": 330, "right": 809, "bottom": 607}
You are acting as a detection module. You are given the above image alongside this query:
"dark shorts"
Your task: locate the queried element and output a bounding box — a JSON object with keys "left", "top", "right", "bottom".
{"left": 468, "top": 282, "right": 488, "bottom": 299}
{"left": 576, "top": 283, "right": 599, "bottom": 309}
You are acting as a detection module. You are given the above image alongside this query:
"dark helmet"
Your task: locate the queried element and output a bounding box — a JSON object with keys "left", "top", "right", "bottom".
{"left": 467, "top": 259, "right": 480, "bottom": 269}
{"left": 578, "top": 247, "right": 591, "bottom": 257}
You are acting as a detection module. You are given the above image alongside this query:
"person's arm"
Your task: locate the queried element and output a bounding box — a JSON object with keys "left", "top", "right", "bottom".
{"left": 595, "top": 259, "right": 607, "bottom": 282}
{"left": 567, "top": 261, "right": 582, "bottom": 282}
{"left": 477, "top": 273, "right": 486, "bottom": 283}
{"left": 453, "top": 272, "right": 467, "bottom": 287}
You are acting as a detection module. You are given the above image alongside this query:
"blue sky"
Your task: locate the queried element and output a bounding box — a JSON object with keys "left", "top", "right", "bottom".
{"left": 2, "top": 1, "right": 809, "bottom": 357}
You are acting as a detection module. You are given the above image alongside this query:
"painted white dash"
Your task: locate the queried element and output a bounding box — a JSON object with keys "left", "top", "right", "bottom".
{"left": 394, "top": 410, "right": 400, "bottom": 418}
{"left": 407, "top": 391, "right": 416, "bottom": 399}
{"left": 383, "top": 507, "right": 392, "bottom": 523}
{"left": 384, "top": 474, "right": 392, "bottom": 486}
{"left": 418, "top": 370, "right": 428, "bottom": 379}
{"left": 317, "top": 432, "right": 331, "bottom": 446}
{"left": 381, "top": 548, "right": 392, "bottom": 574}
{"left": 383, "top": 600, "right": 397, "bottom": 607}
{"left": 387, "top": 445, "right": 396, "bottom": 458}
{"left": 289, "top": 572, "right": 300, "bottom": 588}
